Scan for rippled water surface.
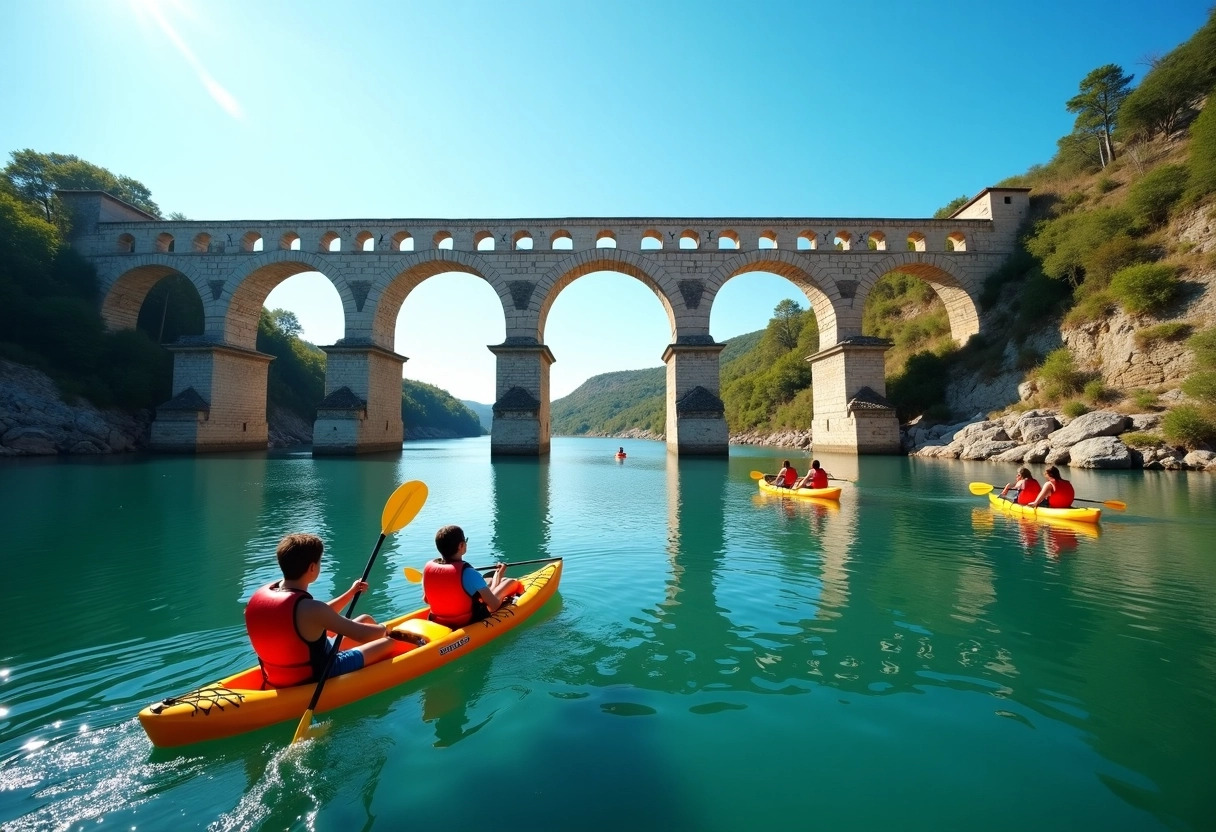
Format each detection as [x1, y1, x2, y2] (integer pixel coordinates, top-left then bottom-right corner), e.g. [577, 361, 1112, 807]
[1, 439, 1213, 831]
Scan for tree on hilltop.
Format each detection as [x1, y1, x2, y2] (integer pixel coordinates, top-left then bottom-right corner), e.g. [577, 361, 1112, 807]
[1067, 64, 1133, 167]
[3, 149, 162, 223]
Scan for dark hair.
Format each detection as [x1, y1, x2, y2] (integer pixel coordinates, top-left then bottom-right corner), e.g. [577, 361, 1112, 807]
[1018, 467, 1032, 479]
[435, 525, 466, 561]
[277, 533, 323, 580]
[782, 460, 791, 467]
[811, 460, 821, 469]
[1045, 466, 1061, 479]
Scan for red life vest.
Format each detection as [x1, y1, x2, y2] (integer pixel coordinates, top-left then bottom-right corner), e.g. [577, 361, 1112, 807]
[810, 468, 828, 489]
[245, 582, 326, 688]
[782, 467, 798, 487]
[424, 559, 475, 627]
[1016, 478, 1041, 505]
[1047, 479, 1075, 508]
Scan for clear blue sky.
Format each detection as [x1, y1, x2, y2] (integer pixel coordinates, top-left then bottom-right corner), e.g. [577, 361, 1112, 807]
[2, 0, 1209, 401]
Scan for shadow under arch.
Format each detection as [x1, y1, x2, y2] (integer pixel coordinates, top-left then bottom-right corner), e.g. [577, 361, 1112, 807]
[705, 250, 839, 345]
[531, 249, 678, 342]
[371, 250, 509, 348]
[222, 251, 353, 349]
[858, 253, 981, 345]
[100, 255, 207, 332]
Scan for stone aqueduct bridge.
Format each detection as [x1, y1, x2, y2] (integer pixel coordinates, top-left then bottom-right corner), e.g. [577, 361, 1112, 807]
[61, 188, 1029, 456]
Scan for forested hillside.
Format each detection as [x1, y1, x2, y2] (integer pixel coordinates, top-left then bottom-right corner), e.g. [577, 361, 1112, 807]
[0, 152, 484, 444]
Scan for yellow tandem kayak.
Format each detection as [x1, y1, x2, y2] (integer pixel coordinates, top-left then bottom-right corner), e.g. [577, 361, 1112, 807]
[987, 493, 1101, 524]
[757, 475, 842, 501]
[139, 560, 562, 748]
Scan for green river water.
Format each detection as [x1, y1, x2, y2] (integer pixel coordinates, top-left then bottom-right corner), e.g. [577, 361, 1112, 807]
[0, 437, 1213, 831]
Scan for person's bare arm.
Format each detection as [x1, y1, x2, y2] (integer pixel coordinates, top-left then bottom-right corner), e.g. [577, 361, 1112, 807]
[297, 598, 386, 643]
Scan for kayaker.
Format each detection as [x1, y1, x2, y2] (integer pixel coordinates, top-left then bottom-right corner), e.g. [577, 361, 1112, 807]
[424, 525, 523, 627]
[998, 467, 1041, 505]
[245, 533, 401, 689]
[774, 460, 798, 488]
[795, 459, 830, 490]
[1028, 466, 1075, 509]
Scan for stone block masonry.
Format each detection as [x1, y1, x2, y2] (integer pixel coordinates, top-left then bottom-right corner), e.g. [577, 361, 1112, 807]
[61, 188, 1028, 456]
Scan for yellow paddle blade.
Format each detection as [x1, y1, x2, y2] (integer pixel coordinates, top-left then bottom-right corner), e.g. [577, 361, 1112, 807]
[381, 481, 427, 535]
[291, 708, 318, 744]
[1104, 499, 1127, 511]
[403, 566, 423, 583]
[750, 470, 766, 480]
[968, 482, 995, 496]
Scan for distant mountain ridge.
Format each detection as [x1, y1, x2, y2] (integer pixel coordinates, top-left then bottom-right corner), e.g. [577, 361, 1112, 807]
[460, 399, 494, 432]
[551, 330, 763, 436]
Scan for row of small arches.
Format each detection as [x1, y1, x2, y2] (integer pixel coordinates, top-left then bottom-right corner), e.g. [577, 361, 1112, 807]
[119, 228, 970, 255]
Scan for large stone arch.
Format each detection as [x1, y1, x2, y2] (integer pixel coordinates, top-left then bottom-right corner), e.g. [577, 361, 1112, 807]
[704, 249, 841, 345]
[531, 249, 678, 343]
[369, 249, 508, 349]
[100, 255, 207, 332]
[223, 251, 353, 350]
[857, 253, 981, 345]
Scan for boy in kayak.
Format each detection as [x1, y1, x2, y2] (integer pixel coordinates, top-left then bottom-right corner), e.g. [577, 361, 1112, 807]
[795, 459, 830, 490]
[998, 467, 1040, 505]
[245, 533, 401, 688]
[1028, 466, 1075, 509]
[424, 525, 523, 627]
[773, 460, 798, 488]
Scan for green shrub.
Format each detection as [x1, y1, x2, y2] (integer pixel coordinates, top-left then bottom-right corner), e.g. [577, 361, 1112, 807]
[1038, 348, 1083, 400]
[1119, 431, 1165, 447]
[1063, 288, 1117, 326]
[1097, 177, 1118, 194]
[1083, 234, 1146, 287]
[1162, 405, 1216, 447]
[1084, 378, 1113, 404]
[1109, 263, 1180, 315]
[1126, 163, 1189, 228]
[1131, 389, 1159, 410]
[1187, 327, 1216, 369]
[1134, 322, 1193, 347]
[1186, 89, 1216, 201]
[1182, 370, 1216, 405]
[1062, 400, 1091, 418]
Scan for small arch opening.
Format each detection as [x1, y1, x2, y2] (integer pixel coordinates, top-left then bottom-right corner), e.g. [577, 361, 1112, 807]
[595, 230, 617, 248]
[392, 231, 414, 251]
[117, 233, 135, 253]
[758, 230, 778, 250]
[192, 232, 211, 253]
[433, 231, 454, 250]
[679, 230, 700, 250]
[474, 230, 495, 251]
[355, 231, 375, 252]
[280, 231, 301, 251]
[867, 231, 887, 251]
[514, 231, 534, 250]
[551, 229, 573, 250]
[155, 232, 175, 253]
[718, 230, 740, 250]
[947, 231, 967, 252]
[242, 232, 264, 252]
[833, 231, 852, 251]
[640, 229, 663, 250]
[797, 230, 817, 250]
[907, 231, 926, 252]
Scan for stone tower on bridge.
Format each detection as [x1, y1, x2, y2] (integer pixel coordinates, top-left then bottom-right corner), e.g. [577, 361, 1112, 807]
[60, 188, 1029, 456]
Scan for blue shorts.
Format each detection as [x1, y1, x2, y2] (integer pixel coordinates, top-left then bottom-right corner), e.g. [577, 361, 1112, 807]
[325, 642, 366, 678]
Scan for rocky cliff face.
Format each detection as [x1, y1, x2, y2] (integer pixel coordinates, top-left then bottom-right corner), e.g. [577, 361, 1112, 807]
[0, 360, 151, 456]
[946, 207, 1215, 419]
